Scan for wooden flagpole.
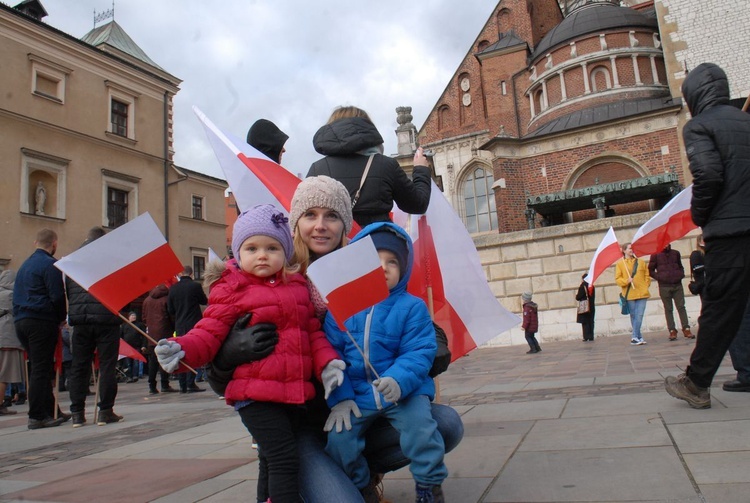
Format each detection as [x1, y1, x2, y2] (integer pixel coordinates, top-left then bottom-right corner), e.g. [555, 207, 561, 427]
[116, 312, 196, 374]
[742, 93, 750, 112]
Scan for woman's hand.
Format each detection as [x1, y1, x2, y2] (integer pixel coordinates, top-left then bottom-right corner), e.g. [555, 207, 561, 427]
[413, 147, 429, 167]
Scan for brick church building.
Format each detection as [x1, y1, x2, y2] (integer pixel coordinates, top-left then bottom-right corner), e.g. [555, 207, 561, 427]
[416, 0, 686, 234]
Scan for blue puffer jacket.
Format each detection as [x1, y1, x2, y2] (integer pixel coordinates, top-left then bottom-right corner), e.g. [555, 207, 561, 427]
[324, 222, 436, 411]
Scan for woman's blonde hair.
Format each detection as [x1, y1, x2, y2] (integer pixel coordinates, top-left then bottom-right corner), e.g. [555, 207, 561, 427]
[327, 106, 372, 125]
[696, 234, 704, 250]
[292, 229, 347, 275]
[621, 242, 631, 255]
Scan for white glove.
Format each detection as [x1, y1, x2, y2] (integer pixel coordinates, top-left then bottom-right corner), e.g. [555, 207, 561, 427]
[155, 339, 184, 373]
[374, 377, 401, 403]
[321, 359, 346, 399]
[324, 399, 362, 433]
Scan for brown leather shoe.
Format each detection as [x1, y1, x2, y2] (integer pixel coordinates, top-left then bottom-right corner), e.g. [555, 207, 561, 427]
[682, 327, 695, 339]
[668, 329, 678, 341]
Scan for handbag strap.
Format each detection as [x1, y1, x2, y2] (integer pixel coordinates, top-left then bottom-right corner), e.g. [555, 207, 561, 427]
[621, 258, 636, 300]
[351, 154, 375, 208]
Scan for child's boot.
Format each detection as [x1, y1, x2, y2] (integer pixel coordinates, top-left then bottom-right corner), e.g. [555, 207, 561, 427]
[416, 483, 444, 503]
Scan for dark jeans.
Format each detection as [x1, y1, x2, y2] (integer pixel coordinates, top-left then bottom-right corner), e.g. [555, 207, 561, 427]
[15, 318, 58, 420]
[525, 330, 540, 350]
[178, 371, 196, 391]
[687, 235, 750, 388]
[238, 401, 303, 503]
[581, 321, 594, 341]
[69, 324, 120, 413]
[126, 357, 139, 380]
[147, 351, 171, 389]
[729, 297, 750, 383]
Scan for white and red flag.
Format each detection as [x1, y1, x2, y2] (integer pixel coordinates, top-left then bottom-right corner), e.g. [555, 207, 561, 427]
[631, 185, 696, 257]
[306, 236, 389, 330]
[584, 227, 621, 286]
[118, 339, 147, 363]
[54, 213, 182, 314]
[193, 106, 301, 214]
[394, 182, 520, 360]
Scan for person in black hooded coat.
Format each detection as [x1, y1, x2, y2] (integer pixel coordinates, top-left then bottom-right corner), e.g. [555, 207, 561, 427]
[247, 118, 289, 164]
[664, 63, 750, 409]
[308, 106, 432, 227]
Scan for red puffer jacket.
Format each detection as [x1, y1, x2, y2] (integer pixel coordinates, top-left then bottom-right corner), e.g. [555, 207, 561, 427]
[177, 264, 339, 406]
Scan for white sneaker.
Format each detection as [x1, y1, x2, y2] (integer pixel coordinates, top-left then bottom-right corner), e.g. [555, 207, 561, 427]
[637, 340, 647, 345]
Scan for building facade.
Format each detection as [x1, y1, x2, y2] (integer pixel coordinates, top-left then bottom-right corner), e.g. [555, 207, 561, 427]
[0, 2, 226, 276]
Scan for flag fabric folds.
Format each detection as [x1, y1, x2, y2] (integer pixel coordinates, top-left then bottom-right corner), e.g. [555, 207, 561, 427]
[54, 213, 182, 314]
[395, 182, 521, 360]
[631, 185, 696, 257]
[584, 227, 621, 286]
[193, 106, 301, 214]
[118, 339, 147, 363]
[306, 236, 389, 330]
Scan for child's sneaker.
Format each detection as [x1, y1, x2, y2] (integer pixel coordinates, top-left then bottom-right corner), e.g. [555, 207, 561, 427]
[415, 483, 444, 503]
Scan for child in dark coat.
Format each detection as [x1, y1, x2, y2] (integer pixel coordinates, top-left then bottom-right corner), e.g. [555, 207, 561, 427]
[521, 291, 541, 354]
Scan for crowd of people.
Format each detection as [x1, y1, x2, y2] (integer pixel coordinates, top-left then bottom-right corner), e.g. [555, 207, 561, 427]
[3, 62, 750, 501]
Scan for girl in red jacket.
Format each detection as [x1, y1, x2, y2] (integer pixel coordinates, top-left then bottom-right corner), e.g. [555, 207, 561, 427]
[156, 204, 344, 503]
[521, 291, 541, 354]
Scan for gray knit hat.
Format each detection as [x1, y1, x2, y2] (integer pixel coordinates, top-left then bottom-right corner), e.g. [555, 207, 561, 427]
[289, 176, 353, 235]
[522, 291, 533, 302]
[232, 204, 294, 264]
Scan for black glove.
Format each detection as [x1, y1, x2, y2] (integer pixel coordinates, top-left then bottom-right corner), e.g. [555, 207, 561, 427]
[429, 322, 452, 377]
[212, 314, 279, 371]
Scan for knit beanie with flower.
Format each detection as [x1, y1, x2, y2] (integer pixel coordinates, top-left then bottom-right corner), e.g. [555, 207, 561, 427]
[231, 204, 294, 264]
[289, 176, 353, 235]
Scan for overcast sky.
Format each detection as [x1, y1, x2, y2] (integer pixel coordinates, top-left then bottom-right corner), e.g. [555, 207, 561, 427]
[40, 1, 496, 179]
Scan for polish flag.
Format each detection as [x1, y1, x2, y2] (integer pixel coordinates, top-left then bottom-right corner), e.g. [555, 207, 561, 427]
[193, 106, 301, 214]
[584, 227, 621, 285]
[54, 213, 183, 314]
[306, 236, 389, 330]
[118, 339, 147, 363]
[194, 107, 361, 237]
[631, 185, 697, 257]
[394, 182, 521, 360]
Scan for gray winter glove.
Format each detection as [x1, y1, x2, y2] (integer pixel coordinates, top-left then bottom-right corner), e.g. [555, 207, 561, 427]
[324, 399, 362, 433]
[155, 339, 184, 373]
[374, 377, 401, 403]
[321, 359, 346, 399]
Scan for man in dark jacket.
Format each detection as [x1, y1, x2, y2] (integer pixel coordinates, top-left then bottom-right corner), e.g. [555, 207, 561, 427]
[142, 283, 177, 394]
[665, 63, 750, 409]
[648, 245, 693, 341]
[308, 107, 431, 227]
[66, 227, 124, 427]
[167, 266, 207, 392]
[13, 228, 68, 429]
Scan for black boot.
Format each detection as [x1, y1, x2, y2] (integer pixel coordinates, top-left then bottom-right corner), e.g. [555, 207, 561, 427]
[149, 385, 159, 395]
[15, 392, 27, 405]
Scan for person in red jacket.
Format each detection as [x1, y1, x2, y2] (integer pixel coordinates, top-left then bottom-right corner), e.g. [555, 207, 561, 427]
[141, 284, 177, 394]
[156, 204, 344, 503]
[521, 291, 541, 354]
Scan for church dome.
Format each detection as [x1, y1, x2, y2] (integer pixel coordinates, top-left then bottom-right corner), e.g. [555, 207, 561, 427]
[530, 2, 657, 61]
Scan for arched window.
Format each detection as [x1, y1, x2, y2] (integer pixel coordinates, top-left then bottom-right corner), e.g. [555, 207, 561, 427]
[462, 166, 498, 233]
[437, 105, 449, 131]
[590, 66, 612, 92]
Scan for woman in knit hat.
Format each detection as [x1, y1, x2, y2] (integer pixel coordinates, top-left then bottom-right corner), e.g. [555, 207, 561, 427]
[308, 105, 432, 227]
[274, 177, 463, 503]
[156, 204, 345, 503]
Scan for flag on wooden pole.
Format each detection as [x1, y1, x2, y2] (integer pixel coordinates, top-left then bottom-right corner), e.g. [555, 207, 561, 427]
[630, 185, 696, 257]
[54, 213, 182, 314]
[306, 236, 389, 330]
[584, 227, 621, 285]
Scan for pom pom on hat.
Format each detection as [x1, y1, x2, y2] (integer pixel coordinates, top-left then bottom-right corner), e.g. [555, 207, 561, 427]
[232, 204, 294, 263]
[522, 291, 533, 302]
[289, 176, 353, 235]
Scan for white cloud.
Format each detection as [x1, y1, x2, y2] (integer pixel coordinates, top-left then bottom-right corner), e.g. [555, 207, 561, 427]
[41, 0, 496, 179]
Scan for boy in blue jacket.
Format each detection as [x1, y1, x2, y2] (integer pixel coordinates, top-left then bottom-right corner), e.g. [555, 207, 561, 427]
[323, 222, 447, 503]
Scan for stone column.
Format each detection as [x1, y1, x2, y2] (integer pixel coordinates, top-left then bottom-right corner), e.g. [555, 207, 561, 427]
[593, 196, 606, 219]
[525, 207, 536, 229]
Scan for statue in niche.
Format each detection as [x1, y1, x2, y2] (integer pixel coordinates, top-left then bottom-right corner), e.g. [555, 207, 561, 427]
[35, 181, 46, 215]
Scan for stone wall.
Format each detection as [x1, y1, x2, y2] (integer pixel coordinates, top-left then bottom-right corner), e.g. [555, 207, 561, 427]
[473, 212, 702, 347]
